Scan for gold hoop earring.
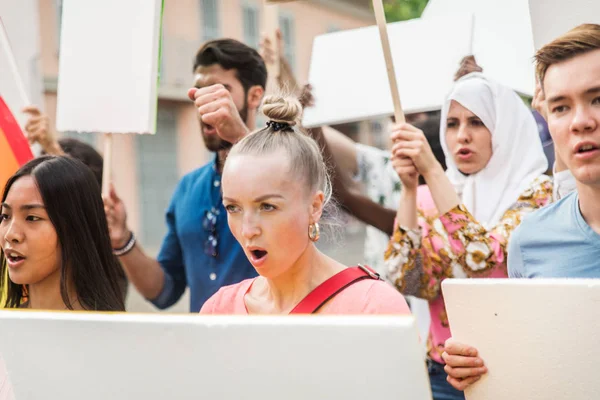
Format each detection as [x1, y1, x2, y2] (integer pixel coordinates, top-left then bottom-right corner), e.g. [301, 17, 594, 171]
[308, 223, 320, 242]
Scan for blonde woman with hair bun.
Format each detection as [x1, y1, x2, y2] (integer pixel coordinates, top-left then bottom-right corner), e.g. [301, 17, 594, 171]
[199, 95, 410, 315]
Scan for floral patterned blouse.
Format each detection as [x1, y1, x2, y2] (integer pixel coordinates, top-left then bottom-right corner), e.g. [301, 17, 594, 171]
[384, 175, 553, 364]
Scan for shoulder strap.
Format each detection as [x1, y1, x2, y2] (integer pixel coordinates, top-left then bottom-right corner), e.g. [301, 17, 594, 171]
[289, 265, 381, 314]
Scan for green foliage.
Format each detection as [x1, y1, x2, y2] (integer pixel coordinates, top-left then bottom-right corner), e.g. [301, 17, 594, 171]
[383, 0, 430, 22]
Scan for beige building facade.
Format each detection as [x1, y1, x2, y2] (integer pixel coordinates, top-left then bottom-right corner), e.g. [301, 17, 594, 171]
[38, 0, 374, 253]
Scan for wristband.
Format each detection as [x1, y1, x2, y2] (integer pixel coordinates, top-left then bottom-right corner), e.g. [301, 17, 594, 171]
[113, 232, 136, 256]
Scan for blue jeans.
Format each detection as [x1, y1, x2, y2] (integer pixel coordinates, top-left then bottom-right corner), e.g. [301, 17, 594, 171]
[427, 359, 465, 400]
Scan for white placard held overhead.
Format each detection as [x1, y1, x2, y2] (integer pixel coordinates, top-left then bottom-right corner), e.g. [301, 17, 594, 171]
[528, 0, 600, 50]
[442, 279, 600, 400]
[0, 312, 432, 400]
[56, 0, 163, 134]
[422, 0, 536, 96]
[302, 14, 472, 128]
[0, 0, 43, 128]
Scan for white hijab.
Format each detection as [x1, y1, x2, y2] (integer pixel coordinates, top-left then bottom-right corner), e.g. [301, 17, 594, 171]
[440, 73, 548, 228]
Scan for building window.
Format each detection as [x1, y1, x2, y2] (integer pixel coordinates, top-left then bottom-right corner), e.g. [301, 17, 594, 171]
[56, 0, 63, 52]
[159, 29, 166, 85]
[200, 0, 220, 42]
[136, 105, 179, 250]
[279, 13, 295, 71]
[242, 3, 260, 49]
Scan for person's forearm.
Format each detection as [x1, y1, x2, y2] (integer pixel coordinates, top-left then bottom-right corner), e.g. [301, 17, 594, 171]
[278, 57, 298, 91]
[306, 127, 350, 187]
[342, 187, 396, 235]
[306, 126, 396, 234]
[322, 126, 359, 178]
[118, 244, 165, 300]
[43, 140, 65, 156]
[396, 188, 418, 230]
[423, 165, 461, 215]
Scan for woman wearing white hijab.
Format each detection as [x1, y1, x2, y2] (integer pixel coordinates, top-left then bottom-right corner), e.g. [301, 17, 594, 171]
[384, 72, 553, 400]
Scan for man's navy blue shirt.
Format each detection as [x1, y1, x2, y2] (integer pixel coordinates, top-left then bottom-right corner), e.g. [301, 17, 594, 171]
[151, 157, 257, 312]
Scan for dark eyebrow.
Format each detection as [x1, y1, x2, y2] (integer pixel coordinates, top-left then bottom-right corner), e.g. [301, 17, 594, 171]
[585, 86, 600, 95]
[547, 87, 600, 105]
[254, 194, 284, 202]
[21, 204, 45, 211]
[546, 95, 567, 105]
[223, 194, 285, 203]
[1, 203, 45, 211]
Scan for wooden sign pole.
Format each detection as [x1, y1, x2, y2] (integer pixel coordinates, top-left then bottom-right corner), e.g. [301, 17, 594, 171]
[263, 0, 281, 81]
[372, 0, 405, 124]
[101, 133, 113, 197]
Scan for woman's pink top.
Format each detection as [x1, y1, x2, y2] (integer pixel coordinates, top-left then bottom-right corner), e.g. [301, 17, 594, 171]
[200, 277, 410, 315]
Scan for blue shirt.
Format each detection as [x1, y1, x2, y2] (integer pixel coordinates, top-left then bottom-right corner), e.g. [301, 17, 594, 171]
[508, 192, 600, 278]
[151, 157, 257, 311]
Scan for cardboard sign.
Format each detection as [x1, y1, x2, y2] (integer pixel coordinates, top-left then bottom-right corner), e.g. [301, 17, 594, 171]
[302, 14, 473, 128]
[422, 0, 536, 96]
[442, 279, 600, 400]
[0, 0, 44, 128]
[55, 0, 163, 134]
[0, 312, 433, 400]
[0, 354, 14, 400]
[528, 0, 600, 50]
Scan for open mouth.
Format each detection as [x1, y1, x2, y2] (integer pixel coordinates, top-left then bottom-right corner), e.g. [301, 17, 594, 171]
[457, 148, 473, 159]
[251, 249, 268, 260]
[577, 144, 599, 153]
[4, 251, 26, 266]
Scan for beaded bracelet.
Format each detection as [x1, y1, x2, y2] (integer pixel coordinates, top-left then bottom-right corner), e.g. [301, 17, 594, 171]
[113, 232, 136, 256]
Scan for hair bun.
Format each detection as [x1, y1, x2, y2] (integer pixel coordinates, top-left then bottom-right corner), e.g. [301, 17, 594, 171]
[262, 95, 302, 127]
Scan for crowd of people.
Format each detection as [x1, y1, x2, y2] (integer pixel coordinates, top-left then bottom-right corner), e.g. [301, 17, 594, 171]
[1, 15, 599, 400]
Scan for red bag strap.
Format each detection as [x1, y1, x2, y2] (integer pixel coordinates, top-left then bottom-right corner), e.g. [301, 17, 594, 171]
[289, 265, 381, 314]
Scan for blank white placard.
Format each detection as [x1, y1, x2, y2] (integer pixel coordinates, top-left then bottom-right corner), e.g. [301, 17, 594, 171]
[302, 14, 473, 128]
[528, 0, 600, 50]
[442, 279, 600, 400]
[0, 0, 44, 128]
[423, 0, 536, 96]
[0, 312, 432, 400]
[56, 0, 162, 134]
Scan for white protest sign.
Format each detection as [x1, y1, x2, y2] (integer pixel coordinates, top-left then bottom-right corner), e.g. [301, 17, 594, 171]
[528, 0, 600, 50]
[0, 0, 43, 128]
[442, 279, 600, 400]
[0, 354, 14, 400]
[422, 0, 535, 96]
[0, 312, 432, 400]
[56, 0, 163, 134]
[302, 14, 473, 128]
